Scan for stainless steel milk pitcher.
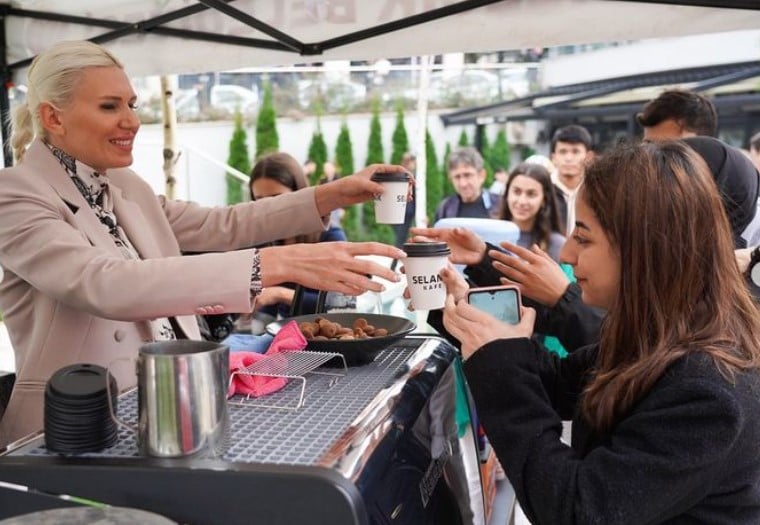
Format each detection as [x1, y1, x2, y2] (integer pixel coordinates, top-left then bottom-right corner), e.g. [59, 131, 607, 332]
[110, 340, 230, 458]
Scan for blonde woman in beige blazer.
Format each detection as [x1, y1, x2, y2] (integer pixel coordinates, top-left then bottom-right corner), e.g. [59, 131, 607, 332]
[0, 41, 410, 446]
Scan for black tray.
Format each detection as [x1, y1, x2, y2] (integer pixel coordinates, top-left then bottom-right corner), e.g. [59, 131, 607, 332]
[266, 313, 416, 366]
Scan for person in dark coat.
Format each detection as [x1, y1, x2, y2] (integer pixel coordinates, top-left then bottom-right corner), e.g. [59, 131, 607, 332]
[682, 136, 760, 249]
[440, 140, 760, 524]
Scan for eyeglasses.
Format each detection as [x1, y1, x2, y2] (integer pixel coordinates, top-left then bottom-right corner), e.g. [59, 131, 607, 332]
[449, 170, 479, 181]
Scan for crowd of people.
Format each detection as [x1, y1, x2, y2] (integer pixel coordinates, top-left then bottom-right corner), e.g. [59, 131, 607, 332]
[2, 38, 760, 524]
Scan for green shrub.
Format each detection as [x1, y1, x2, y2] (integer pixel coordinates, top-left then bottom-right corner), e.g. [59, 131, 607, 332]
[335, 121, 360, 240]
[441, 142, 455, 198]
[255, 81, 279, 160]
[335, 120, 355, 176]
[358, 101, 393, 243]
[458, 129, 470, 147]
[491, 128, 512, 171]
[390, 104, 409, 165]
[226, 111, 250, 204]
[306, 119, 328, 186]
[479, 127, 494, 187]
[425, 129, 443, 223]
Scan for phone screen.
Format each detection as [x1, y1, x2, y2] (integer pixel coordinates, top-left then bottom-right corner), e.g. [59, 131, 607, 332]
[467, 288, 521, 325]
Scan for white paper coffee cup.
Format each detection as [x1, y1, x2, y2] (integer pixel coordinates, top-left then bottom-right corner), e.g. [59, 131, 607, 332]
[371, 172, 410, 224]
[403, 242, 451, 310]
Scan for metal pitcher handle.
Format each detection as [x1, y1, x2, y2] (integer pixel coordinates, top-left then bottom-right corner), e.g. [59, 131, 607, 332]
[105, 357, 137, 435]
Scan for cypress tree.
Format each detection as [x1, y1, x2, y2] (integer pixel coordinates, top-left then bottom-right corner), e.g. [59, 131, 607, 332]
[362, 101, 393, 243]
[491, 128, 512, 171]
[365, 100, 385, 165]
[390, 104, 409, 165]
[306, 116, 328, 186]
[425, 129, 443, 224]
[458, 129, 470, 147]
[479, 127, 494, 187]
[255, 81, 279, 160]
[441, 142, 455, 197]
[335, 121, 359, 240]
[335, 121, 355, 175]
[226, 110, 250, 204]
[523, 145, 537, 161]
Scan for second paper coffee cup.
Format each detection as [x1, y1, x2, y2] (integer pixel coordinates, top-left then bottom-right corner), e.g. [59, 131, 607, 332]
[403, 242, 451, 310]
[371, 172, 410, 224]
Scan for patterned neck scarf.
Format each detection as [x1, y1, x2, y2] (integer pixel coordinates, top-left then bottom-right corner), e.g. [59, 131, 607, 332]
[45, 142, 137, 259]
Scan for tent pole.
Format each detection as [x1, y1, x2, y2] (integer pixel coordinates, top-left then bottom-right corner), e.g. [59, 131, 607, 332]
[0, 10, 10, 167]
[414, 55, 432, 230]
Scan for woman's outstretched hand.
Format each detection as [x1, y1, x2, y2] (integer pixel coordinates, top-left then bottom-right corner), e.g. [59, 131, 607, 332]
[491, 241, 570, 307]
[260, 241, 405, 296]
[314, 164, 413, 214]
[442, 294, 536, 360]
[408, 226, 486, 266]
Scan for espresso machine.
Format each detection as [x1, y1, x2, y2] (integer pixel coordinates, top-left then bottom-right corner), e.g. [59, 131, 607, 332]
[0, 336, 486, 525]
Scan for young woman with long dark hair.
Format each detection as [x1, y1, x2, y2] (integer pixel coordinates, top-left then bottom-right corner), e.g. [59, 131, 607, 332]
[498, 162, 564, 261]
[442, 140, 760, 523]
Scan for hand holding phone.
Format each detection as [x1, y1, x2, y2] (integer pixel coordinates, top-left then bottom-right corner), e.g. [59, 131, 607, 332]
[465, 285, 522, 325]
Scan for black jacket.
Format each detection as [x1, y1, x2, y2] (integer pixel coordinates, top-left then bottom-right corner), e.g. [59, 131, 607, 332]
[464, 339, 760, 524]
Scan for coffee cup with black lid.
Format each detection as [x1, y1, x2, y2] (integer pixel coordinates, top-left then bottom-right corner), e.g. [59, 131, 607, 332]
[403, 242, 451, 310]
[370, 172, 410, 224]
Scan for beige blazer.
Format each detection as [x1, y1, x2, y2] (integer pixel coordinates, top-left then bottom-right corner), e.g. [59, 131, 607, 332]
[0, 139, 326, 446]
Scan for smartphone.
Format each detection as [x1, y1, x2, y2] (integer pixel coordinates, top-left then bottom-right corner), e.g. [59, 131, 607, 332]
[465, 285, 522, 325]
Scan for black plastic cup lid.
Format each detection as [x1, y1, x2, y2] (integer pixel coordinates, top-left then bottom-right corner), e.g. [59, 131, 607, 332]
[45, 384, 114, 404]
[47, 364, 114, 400]
[370, 172, 410, 183]
[45, 408, 113, 423]
[403, 242, 451, 257]
[45, 430, 117, 454]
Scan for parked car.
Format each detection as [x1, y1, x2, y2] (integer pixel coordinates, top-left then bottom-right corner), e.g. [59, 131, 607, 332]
[175, 88, 201, 119]
[428, 70, 501, 106]
[297, 79, 367, 111]
[210, 84, 259, 116]
[136, 88, 200, 122]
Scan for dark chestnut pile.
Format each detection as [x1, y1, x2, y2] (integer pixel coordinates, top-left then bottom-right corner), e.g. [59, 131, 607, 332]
[298, 317, 389, 341]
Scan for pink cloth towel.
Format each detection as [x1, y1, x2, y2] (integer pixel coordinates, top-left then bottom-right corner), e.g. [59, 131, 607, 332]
[227, 320, 307, 398]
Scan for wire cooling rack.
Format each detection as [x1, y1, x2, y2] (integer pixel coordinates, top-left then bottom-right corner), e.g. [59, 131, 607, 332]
[227, 350, 347, 410]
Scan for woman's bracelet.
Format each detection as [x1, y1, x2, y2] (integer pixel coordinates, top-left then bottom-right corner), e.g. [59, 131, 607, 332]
[249, 249, 263, 298]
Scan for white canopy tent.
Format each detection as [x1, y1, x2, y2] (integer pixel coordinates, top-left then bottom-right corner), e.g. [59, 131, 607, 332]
[1, 0, 759, 165]
[4, 0, 760, 79]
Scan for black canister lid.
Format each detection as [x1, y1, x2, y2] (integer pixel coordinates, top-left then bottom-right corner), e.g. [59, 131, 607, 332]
[403, 242, 451, 257]
[370, 172, 410, 183]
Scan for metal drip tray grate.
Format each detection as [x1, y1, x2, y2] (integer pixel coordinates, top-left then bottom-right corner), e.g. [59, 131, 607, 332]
[14, 339, 424, 467]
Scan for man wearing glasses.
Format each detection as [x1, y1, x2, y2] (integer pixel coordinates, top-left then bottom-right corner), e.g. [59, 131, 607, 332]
[434, 146, 500, 222]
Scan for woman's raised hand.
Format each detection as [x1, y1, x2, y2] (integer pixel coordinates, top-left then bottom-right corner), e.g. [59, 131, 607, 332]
[260, 241, 404, 296]
[408, 226, 486, 266]
[491, 241, 570, 307]
[442, 294, 536, 361]
[314, 164, 413, 214]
